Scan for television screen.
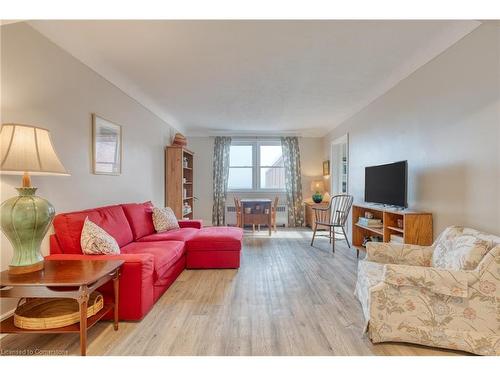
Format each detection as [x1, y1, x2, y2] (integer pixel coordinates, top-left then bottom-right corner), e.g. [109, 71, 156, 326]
[365, 161, 407, 207]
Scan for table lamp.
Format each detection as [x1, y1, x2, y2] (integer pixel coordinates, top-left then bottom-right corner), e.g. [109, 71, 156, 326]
[0, 124, 69, 274]
[310, 180, 325, 203]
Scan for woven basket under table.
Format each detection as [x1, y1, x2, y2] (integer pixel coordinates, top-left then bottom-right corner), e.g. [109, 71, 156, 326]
[14, 292, 104, 330]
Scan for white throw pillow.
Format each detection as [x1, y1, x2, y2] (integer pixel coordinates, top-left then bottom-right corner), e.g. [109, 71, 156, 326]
[152, 207, 179, 232]
[80, 217, 120, 255]
[432, 234, 492, 270]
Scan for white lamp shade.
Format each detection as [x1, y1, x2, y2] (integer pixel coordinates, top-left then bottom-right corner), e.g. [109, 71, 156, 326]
[310, 180, 325, 193]
[0, 124, 69, 175]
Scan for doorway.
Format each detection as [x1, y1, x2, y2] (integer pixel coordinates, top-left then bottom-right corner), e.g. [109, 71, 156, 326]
[330, 134, 349, 195]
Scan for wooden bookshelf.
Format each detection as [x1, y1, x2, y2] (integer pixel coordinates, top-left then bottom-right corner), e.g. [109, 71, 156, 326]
[165, 146, 194, 220]
[352, 203, 433, 256]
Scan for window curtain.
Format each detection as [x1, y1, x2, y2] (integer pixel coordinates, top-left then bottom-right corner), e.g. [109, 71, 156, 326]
[212, 136, 232, 226]
[281, 136, 304, 227]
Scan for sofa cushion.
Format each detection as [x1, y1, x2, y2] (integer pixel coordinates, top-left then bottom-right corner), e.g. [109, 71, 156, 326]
[137, 227, 199, 242]
[53, 205, 134, 254]
[152, 207, 179, 232]
[432, 234, 493, 270]
[120, 240, 185, 280]
[187, 227, 243, 252]
[122, 201, 155, 240]
[81, 217, 120, 255]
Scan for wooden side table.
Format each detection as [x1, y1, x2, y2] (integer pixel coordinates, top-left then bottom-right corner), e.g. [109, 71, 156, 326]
[0, 259, 123, 356]
[304, 201, 330, 230]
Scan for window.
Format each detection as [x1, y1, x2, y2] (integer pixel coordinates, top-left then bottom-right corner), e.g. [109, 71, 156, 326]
[259, 145, 284, 189]
[228, 145, 253, 190]
[228, 141, 285, 191]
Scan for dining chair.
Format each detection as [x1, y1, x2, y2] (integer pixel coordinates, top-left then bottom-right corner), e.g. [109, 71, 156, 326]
[310, 194, 354, 253]
[271, 196, 279, 232]
[234, 197, 242, 228]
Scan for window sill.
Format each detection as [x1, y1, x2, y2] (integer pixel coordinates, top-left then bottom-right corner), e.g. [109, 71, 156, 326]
[228, 190, 286, 194]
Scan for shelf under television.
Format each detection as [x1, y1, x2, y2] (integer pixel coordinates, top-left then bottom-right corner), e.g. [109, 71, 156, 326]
[354, 223, 384, 236]
[387, 225, 404, 233]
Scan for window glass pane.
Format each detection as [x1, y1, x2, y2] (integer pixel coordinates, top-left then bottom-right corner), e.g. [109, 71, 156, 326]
[260, 167, 285, 189]
[228, 167, 253, 189]
[260, 145, 283, 166]
[230, 145, 253, 166]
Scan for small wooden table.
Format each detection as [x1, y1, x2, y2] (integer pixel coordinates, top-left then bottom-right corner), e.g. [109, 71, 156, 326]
[0, 259, 123, 356]
[241, 198, 272, 236]
[304, 201, 330, 230]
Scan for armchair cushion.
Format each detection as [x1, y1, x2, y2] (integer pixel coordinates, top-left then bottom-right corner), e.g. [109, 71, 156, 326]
[432, 234, 493, 271]
[383, 264, 470, 297]
[365, 242, 434, 266]
[433, 225, 500, 247]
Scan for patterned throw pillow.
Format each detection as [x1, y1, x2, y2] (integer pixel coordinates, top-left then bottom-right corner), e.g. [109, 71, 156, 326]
[432, 234, 492, 270]
[80, 217, 120, 255]
[152, 207, 179, 232]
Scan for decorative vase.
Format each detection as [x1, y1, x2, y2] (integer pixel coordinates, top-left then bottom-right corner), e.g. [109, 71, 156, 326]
[312, 193, 323, 203]
[172, 133, 187, 147]
[0, 187, 55, 274]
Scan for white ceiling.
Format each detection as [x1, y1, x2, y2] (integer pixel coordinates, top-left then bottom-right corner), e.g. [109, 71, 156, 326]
[28, 20, 480, 136]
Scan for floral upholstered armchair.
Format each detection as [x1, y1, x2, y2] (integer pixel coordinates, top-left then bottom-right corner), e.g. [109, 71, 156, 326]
[355, 226, 500, 355]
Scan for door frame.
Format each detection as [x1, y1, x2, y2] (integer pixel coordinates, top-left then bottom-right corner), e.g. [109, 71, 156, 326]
[330, 133, 349, 195]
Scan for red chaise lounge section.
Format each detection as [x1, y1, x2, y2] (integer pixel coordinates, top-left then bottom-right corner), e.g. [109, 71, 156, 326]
[186, 227, 243, 269]
[47, 201, 243, 320]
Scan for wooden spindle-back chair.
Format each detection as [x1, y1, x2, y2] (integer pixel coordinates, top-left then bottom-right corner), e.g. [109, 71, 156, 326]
[234, 197, 242, 228]
[310, 194, 354, 253]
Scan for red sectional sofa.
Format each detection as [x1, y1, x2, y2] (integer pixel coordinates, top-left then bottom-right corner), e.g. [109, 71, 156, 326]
[47, 202, 243, 320]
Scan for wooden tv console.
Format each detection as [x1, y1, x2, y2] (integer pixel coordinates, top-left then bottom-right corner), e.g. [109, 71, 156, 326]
[352, 203, 433, 257]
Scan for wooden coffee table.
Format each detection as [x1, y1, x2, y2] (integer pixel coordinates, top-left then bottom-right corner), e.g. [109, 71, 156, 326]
[0, 259, 123, 356]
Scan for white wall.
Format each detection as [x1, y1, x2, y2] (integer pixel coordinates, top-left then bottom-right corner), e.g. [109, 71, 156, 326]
[300, 137, 327, 197]
[323, 23, 500, 238]
[188, 136, 324, 224]
[0, 23, 177, 314]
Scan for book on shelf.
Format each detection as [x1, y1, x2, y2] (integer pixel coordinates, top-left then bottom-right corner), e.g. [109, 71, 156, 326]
[357, 217, 383, 228]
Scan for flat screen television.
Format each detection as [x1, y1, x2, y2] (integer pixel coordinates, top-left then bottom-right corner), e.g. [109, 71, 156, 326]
[365, 161, 407, 207]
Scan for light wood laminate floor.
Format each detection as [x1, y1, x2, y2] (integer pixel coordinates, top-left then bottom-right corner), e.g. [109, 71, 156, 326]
[0, 230, 463, 356]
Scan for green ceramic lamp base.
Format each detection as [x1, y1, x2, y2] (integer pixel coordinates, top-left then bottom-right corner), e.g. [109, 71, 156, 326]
[0, 181, 55, 275]
[312, 192, 323, 203]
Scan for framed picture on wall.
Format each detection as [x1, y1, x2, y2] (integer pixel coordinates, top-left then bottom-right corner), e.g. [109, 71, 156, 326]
[92, 114, 122, 175]
[323, 160, 330, 176]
